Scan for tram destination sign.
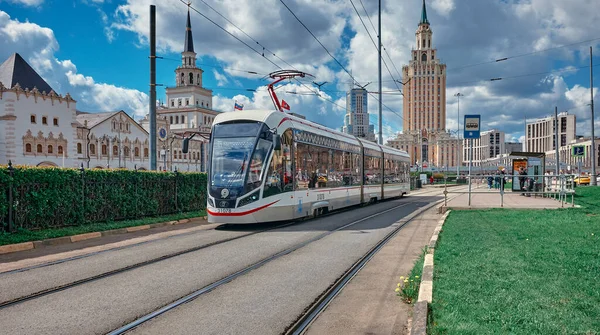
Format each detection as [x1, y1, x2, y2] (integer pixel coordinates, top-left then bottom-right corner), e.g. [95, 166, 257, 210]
[464, 114, 481, 139]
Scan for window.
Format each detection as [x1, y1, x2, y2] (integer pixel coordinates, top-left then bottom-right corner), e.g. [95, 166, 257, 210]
[31, 115, 36, 123]
[185, 98, 189, 106]
[126, 124, 129, 131]
[182, 116, 185, 124]
[26, 143, 32, 152]
[42, 116, 48, 125]
[178, 99, 182, 106]
[134, 147, 139, 157]
[90, 144, 96, 155]
[189, 73, 193, 85]
[144, 148, 149, 158]
[170, 116, 173, 124]
[77, 143, 82, 154]
[264, 129, 293, 197]
[197, 74, 200, 85]
[181, 73, 184, 85]
[37, 144, 43, 153]
[53, 118, 58, 126]
[171, 100, 175, 107]
[176, 116, 179, 124]
[124, 147, 130, 157]
[102, 145, 107, 155]
[47, 145, 53, 154]
[113, 145, 118, 156]
[58, 146, 63, 155]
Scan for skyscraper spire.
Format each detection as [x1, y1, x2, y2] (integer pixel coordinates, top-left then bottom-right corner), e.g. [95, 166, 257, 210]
[184, 6, 194, 53]
[420, 0, 429, 25]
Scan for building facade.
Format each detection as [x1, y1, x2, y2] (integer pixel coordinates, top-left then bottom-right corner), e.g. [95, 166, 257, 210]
[341, 87, 376, 142]
[462, 129, 505, 167]
[386, 0, 458, 169]
[525, 112, 576, 153]
[505, 142, 522, 154]
[0, 9, 218, 171]
[544, 137, 600, 173]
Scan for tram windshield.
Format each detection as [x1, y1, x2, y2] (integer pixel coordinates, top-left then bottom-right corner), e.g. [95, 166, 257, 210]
[209, 122, 273, 198]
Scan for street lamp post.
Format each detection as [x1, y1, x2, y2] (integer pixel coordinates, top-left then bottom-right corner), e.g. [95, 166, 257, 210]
[455, 93, 464, 176]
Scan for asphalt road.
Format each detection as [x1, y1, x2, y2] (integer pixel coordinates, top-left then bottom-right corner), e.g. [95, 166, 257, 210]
[0, 190, 443, 335]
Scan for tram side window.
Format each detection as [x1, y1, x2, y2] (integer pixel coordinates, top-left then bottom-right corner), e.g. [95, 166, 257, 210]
[384, 158, 392, 184]
[263, 130, 293, 198]
[295, 142, 311, 190]
[352, 153, 361, 185]
[314, 146, 330, 188]
[365, 156, 381, 184]
[342, 151, 352, 186]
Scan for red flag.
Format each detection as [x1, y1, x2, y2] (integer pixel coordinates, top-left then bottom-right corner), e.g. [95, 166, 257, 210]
[281, 100, 290, 110]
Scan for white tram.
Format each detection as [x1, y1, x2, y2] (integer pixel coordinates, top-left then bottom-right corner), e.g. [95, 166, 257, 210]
[206, 110, 411, 224]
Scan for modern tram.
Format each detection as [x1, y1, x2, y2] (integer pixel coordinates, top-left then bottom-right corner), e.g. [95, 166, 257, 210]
[205, 110, 411, 224]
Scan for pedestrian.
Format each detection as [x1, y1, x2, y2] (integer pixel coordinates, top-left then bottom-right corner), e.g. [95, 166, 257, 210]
[499, 168, 507, 191]
[518, 167, 527, 195]
[487, 174, 493, 189]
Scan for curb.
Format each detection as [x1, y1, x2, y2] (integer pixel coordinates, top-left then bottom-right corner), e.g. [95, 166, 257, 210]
[410, 210, 450, 335]
[0, 216, 209, 256]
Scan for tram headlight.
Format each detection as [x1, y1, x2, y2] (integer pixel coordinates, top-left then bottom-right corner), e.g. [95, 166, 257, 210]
[207, 197, 215, 207]
[238, 190, 259, 207]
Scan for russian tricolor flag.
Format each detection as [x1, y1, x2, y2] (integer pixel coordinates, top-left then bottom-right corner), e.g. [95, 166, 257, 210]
[234, 101, 244, 110]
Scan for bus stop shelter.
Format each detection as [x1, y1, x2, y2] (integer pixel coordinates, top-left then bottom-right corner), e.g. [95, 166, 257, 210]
[507, 151, 546, 192]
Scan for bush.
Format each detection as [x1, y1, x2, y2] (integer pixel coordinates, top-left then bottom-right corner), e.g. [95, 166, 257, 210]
[1, 166, 206, 231]
[432, 173, 445, 180]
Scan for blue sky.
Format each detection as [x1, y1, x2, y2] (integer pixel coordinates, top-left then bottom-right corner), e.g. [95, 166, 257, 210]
[1, 0, 599, 143]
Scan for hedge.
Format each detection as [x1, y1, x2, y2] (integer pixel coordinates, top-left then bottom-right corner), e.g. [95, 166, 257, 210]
[0, 165, 207, 232]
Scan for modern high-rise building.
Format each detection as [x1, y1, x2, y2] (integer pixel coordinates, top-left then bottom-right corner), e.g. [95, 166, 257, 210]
[462, 129, 505, 166]
[341, 87, 376, 142]
[386, 0, 459, 169]
[525, 112, 576, 153]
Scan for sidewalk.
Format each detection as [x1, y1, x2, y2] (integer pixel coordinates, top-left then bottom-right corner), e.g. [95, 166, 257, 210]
[305, 205, 442, 335]
[442, 190, 570, 210]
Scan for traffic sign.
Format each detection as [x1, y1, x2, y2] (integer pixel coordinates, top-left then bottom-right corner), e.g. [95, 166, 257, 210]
[572, 145, 585, 157]
[464, 114, 481, 139]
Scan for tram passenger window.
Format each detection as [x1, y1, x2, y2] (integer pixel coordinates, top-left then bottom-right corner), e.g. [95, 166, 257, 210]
[264, 130, 293, 197]
[246, 139, 271, 193]
[314, 146, 330, 188]
[295, 143, 311, 190]
[342, 152, 352, 186]
[352, 153, 361, 186]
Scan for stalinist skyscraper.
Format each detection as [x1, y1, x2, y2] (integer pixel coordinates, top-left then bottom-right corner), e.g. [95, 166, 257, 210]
[387, 0, 459, 170]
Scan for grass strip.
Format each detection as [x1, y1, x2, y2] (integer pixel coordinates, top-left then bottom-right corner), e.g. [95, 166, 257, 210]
[0, 210, 206, 246]
[396, 247, 427, 304]
[429, 187, 600, 334]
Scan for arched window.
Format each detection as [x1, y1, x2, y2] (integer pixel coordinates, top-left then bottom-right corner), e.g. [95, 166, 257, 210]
[135, 147, 140, 157]
[90, 144, 96, 155]
[176, 116, 179, 124]
[144, 148, 149, 158]
[179, 151, 182, 159]
[30, 115, 36, 123]
[197, 74, 200, 85]
[48, 145, 53, 154]
[428, 40, 431, 48]
[189, 73, 193, 84]
[42, 116, 48, 125]
[124, 147, 130, 157]
[180, 73, 184, 85]
[26, 143, 32, 152]
[422, 53, 427, 61]
[77, 143, 82, 154]
[102, 145, 107, 155]
[113, 145, 118, 156]
[58, 146, 63, 154]
[170, 116, 173, 124]
[181, 116, 185, 124]
[37, 144, 43, 153]
[184, 153, 187, 159]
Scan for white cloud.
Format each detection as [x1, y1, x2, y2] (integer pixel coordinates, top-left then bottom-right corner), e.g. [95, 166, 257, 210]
[5, 0, 43, 7]
[0, 10, 148, 119]
[212, 70, 229, 87]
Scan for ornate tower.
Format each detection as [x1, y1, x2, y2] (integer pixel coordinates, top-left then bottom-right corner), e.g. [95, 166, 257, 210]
[175, 9, 204, 88]
[388, 0, 455, 169]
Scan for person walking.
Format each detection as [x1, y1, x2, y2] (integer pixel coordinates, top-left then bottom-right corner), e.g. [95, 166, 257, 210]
[518, 167, 528, 196]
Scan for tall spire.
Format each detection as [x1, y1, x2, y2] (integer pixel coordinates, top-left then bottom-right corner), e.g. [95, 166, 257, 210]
[184, 7, 194, 53]
[420, 0, 429, 25]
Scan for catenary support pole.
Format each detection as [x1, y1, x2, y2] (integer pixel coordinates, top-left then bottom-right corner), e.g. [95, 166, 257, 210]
[377, 0, 382, 145]
[149, 5, 157, 171]
[555, 106, 560, 177]
[590, 46, 597, 185]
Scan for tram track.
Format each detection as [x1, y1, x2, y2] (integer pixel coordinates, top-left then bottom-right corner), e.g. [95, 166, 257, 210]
[0, 189, 445, 326]
[105, 193, 444, 335]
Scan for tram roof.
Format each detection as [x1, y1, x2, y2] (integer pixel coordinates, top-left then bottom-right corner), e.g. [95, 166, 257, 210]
[213, 109, 409, 158]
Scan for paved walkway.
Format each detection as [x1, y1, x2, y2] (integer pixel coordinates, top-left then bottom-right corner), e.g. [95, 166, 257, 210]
[442, 188, 572, 209]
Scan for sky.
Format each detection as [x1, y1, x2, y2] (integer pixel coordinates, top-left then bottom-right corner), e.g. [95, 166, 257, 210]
[1, 0, 599, 144]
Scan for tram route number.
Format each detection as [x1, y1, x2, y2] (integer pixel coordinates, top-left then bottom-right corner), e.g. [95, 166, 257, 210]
[317, 194, 325, 201]
[216, 208, 232, 213]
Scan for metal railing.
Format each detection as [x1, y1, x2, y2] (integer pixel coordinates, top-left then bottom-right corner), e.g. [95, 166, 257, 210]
[442, 174, 577, 208]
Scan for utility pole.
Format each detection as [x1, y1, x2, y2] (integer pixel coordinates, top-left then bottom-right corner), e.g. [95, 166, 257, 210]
[149, 5, 157, 170]
[455, 93, 463, 175]
[377, 0, 383, 145]
[590, 46, 597, 185]
[555, 106, 560, 176]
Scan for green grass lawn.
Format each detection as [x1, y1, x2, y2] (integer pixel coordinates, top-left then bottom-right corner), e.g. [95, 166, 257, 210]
[0, 210, 206, 246]
[430, 187, 600, 335]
